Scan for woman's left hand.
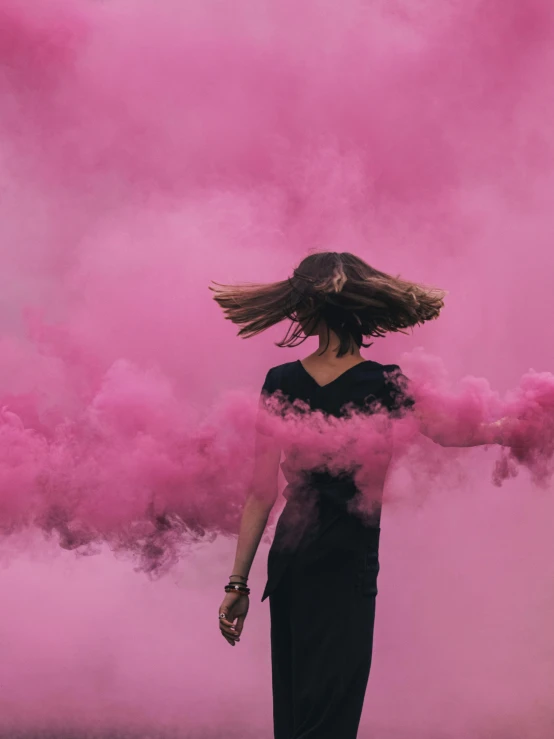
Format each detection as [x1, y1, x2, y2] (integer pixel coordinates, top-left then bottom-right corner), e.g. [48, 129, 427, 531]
[489, 416, 526, 446]
[218, 592, 249, 646]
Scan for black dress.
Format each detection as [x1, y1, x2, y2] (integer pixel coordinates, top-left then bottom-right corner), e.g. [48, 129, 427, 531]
[257, 359, 413, 739]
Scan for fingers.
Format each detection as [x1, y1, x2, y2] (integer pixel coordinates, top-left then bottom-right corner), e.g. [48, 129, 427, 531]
[219, 611, 240, 644]
[219, 614, 239, 636]
[234, 614, 246, 637]
[221, 621, 240, 640]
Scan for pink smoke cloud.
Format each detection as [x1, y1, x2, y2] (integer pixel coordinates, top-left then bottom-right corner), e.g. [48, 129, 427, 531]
[0, 0, 554, 737]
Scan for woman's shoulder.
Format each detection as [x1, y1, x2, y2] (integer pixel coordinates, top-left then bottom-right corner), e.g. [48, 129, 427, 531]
[378, 363, 414, 411]
[354, 361, 414, 413]
[352, 359, 407, 382]
[260, 361, 299, 393]
[363, 360, 400, 372]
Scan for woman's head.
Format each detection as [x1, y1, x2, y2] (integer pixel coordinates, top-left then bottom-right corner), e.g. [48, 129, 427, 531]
[210, 251, 445, 357]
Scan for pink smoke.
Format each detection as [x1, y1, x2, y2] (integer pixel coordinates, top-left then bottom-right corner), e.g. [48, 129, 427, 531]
[1, 0, 554, 736]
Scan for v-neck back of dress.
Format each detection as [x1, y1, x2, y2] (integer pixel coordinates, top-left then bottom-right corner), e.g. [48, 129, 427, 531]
[296, 359, 371, 390]
[261, 358, 409, 419]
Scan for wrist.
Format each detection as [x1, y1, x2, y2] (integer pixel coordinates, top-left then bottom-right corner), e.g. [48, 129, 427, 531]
[229, 573, 248, 583]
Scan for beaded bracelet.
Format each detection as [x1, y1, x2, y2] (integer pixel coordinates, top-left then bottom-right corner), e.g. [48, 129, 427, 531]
[225, 582, 250, 591]
[225, 584, 250, 595]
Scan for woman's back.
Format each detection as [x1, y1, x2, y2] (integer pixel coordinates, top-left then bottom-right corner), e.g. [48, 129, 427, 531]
[261, 357, 410, 417]
[259, 357, 413, 602]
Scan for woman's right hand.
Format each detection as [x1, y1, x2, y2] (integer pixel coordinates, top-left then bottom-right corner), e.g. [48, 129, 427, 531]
[218, 591, 249, 646]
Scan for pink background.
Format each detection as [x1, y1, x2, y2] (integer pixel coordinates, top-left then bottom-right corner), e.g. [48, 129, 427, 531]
[1, 0, 554, 736]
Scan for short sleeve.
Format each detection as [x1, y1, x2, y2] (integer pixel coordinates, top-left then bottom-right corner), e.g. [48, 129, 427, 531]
[382, 365, 416, 416]
[256, 367, 278, 435]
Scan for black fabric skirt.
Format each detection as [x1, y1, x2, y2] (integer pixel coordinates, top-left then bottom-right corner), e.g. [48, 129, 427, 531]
[265, 494, 381, 739]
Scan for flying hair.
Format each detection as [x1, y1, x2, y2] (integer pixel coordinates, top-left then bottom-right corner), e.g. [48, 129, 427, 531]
[210, 251, 446, 357]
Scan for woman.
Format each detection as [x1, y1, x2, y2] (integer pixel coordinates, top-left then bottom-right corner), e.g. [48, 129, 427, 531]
[210, 251, 509, 739]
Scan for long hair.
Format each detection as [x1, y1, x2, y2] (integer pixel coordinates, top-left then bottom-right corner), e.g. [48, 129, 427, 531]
[209, 252, 446, 357]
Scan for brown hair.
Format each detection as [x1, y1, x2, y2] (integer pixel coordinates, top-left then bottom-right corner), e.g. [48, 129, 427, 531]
[210, 251, 446, 357]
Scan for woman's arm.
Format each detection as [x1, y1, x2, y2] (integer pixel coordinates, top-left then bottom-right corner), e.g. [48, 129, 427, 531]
[219, 431, 281, 645]
[386, 370, 516, 449]
[229, 431, 282, 580]
[416, 409, 509, 447]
